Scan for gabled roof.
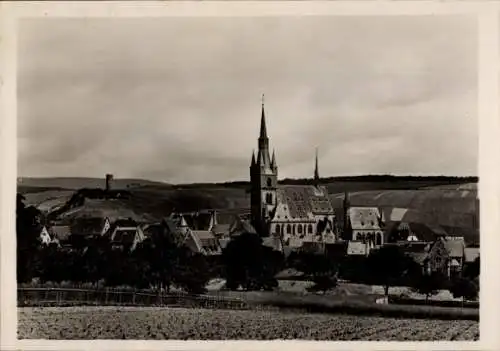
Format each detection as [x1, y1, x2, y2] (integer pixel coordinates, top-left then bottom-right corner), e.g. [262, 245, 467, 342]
[229, 217, 257, 236]
[188, 230, 221, 255]
[70, 216, 110, 236]
[443, 237, 465, 257]
[464, 247, 480, 263]
[111, 228, 139, 244]
[348, 207, 382, 231]
[49, 225, 72, 241]
[182, 212, 213, 230]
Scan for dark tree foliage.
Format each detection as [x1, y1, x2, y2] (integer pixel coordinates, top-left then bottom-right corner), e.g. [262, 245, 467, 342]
[449, 277, 479, 302]
[463, 257, 480, 280]
[411, 271, 449, 302]
[288, 251, 338, 294]
[365, 245, 416, 296]
[222, 233, 283, 291]
[174, 248, 211, 294]
[17, 193, 44, 283]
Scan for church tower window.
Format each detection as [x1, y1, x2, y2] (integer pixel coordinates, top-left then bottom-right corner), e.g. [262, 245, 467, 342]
[287, 224, 292, 234]
[267, 178, 272, 187]
[308, 224, 313, 234]
[275, 224, 280, 234]
[266, 193, 273, 204]
[376, 233, 382, 245]
[297, 225, 303, 234]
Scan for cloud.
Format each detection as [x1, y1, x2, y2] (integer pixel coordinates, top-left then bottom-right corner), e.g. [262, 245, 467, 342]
[18, 16, 478, 183]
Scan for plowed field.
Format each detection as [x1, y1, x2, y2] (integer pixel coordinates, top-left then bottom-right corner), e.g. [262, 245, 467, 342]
[18, 306, 479, 340]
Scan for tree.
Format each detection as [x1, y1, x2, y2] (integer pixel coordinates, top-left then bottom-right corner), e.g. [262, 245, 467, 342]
[449, 277, 479, 303]
[174, 248, 211, 294]
[463, 256, 480, 280]
[290, 251, 338, 294]
[365, 245, 416, 297]
[222, 233, 283, 291]
[411, 271, 447, 302]
[17, 193, 44, 283]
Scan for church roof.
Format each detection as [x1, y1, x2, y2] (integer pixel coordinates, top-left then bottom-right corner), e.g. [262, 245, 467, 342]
[276, 185, 334, 219]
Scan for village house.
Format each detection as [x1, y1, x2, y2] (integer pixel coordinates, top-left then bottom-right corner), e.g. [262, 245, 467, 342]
[442, 236, 466, 278]
[107, 218, 145, 251]
[69, 216, 111, 238]
[38, 226, 52, 245]
[335, 194, 384, 255]
[48, 225, 73, 248]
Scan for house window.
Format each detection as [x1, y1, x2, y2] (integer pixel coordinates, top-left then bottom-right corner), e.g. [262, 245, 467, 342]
[308, 224, 313, 234]
[275, 224, 280, 234]
[287, 224, 292, 234]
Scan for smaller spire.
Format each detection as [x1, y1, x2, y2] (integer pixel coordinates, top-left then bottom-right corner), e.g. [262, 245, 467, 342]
[343, 191, 350, 206]
[271, 149, 276, 167]
[314, 147, 319, 185]
[251, 150, 256, 166]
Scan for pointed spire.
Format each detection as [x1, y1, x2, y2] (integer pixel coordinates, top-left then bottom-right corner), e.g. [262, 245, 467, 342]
[271, 149, 276, 167]
[259, 94, 267, 140]
[343, 191, 350, 206]
[314, 147, 319, 185]
[251, 150, 256, 166]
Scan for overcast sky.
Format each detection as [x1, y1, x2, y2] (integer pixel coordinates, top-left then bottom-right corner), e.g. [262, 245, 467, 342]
[18, 16, 477, 184]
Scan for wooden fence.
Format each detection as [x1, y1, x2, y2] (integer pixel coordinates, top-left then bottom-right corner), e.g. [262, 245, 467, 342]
[18, 288, 250, 310]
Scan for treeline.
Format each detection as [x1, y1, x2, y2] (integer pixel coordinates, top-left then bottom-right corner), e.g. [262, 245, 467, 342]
[169, 175, 478, 189]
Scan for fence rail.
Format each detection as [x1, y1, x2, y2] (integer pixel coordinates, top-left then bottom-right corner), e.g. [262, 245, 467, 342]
[18, 288, 250, 310]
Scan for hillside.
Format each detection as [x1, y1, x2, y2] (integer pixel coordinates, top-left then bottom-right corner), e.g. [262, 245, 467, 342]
[17, 177, 171, 191]
[18, 176, 479, 243]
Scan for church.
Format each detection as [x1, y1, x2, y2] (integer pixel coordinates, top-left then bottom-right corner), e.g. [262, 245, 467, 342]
[249, 98, 337, 248]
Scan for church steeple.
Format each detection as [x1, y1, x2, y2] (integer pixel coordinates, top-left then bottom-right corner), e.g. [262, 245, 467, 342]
[314, 147, 320, 186]
[251, 150, 256, 166]
[259, 94, 268, 140]
[250, 95, 278, 236]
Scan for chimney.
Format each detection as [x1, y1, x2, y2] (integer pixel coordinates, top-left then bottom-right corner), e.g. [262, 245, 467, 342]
[105, 174, 113, 192]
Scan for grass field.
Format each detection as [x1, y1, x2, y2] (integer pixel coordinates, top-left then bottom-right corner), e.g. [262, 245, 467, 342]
[18, 306, 479, 340]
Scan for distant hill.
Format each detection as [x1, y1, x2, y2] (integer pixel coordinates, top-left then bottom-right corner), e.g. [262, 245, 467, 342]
[18, 175, 479, 244]
[17, 177, 172, 193]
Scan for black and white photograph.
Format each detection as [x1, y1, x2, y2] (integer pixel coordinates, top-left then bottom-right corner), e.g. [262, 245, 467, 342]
[2, 1, 491, 346]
